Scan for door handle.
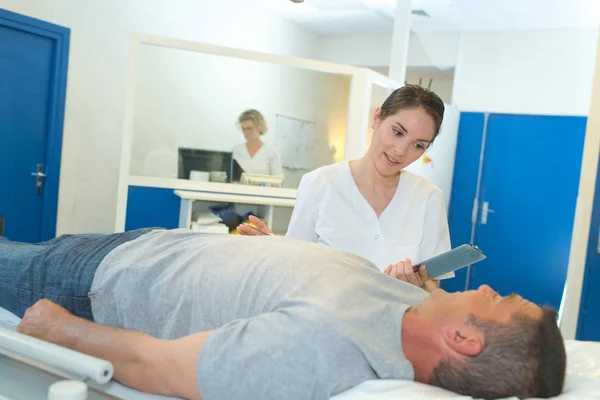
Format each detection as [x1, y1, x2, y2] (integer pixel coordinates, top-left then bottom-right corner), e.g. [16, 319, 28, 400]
[30, 163, 46, 195]
[480, 201, 495, 224]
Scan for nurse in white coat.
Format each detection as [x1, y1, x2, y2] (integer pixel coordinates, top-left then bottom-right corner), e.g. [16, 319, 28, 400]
[232, 109, 283, 176]
[238, 86, 451, 291]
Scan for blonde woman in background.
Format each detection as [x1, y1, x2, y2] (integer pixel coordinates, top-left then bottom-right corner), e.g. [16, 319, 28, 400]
[232, 109, 283, 176]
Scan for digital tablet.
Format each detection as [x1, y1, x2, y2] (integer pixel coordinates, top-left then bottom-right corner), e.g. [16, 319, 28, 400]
[413, 244, 486, 279]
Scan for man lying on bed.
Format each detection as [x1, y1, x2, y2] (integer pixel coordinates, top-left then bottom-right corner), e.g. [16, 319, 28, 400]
[0, 226, 565, 400]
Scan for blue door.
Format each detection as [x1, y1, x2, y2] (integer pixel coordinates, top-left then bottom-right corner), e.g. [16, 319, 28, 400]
[0, 9, 69, 242]
[577, 157, 600, 341]
[444, 113, 586, 310]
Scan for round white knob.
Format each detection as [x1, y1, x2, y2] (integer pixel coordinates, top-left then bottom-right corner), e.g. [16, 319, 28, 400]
[48, 380, 88, 400]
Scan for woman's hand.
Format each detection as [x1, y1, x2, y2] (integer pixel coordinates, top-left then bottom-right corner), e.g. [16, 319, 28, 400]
[237, 215, 274, 236]
[384, 258, 438, 292]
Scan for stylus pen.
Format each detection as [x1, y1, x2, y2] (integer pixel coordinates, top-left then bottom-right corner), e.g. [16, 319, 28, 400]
[241, 222, 274, 236]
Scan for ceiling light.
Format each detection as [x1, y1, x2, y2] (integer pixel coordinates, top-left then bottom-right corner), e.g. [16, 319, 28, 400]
[267, 0, 315, 13]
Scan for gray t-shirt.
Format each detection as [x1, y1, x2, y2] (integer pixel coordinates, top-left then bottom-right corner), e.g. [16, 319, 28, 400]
[90, 229, 428, 400]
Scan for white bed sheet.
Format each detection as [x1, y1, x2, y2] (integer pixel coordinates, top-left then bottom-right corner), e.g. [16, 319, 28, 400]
[1, 306, 599, 400]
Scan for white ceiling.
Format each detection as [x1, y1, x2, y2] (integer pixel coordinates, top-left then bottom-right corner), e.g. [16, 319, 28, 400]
[269, 0, 600, 36]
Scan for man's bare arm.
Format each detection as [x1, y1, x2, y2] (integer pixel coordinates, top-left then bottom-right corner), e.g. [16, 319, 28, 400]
[17, 300, 213, 400]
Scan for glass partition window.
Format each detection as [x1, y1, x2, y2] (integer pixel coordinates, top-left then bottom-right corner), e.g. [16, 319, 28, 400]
[130, 43, 351, 189]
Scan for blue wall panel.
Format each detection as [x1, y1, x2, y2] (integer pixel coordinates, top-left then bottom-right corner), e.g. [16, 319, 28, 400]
[125, 186, 180, 231]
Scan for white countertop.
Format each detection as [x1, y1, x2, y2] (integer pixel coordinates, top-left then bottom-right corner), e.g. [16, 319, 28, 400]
[128, 176, 297, 200]
[174, 190, 296, 207]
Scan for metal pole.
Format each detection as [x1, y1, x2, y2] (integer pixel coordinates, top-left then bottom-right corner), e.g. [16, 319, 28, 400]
[465, 112, 490, 291]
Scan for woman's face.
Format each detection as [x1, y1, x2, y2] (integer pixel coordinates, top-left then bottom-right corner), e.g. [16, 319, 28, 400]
[240, 120, 261, 142]
[367, 107, 437, 177]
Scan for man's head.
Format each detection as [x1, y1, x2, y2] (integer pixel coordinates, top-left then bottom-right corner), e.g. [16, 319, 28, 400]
[412, 285, 566, 399]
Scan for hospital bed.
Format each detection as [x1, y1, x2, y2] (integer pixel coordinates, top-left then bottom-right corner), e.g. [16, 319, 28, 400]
[1, 306, 599, 400]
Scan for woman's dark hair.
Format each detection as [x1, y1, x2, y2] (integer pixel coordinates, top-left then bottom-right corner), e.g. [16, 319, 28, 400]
[379, 84, 445, 141]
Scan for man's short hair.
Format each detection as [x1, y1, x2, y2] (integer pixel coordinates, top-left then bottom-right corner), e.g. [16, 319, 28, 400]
[430, 306, 566, 399]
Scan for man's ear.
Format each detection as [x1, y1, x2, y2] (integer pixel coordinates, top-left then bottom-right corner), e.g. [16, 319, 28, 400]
[441, 326, 483, 357]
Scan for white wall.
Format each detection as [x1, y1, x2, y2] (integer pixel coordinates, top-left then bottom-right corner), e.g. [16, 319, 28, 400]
[355, 68, 456, 105]
[0, 0, 318, 234]
[317, 28, 598, 116]
[405, 70, 455, 104]
[408, 32, 461, 70]
[317, 36, 392, 67]
[131, 43, 349, 189]
[404, 104, 460, 208]
[316, 32, 460, 70]
[316, 32, 459, 104]
[453, 28, 598, 115]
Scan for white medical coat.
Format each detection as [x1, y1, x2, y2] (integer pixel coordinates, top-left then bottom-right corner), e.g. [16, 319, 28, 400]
[232, 142, 283, 176]
[286, 162, 453, 277]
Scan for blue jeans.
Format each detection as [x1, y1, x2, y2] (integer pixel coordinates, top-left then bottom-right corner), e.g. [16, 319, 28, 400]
[0, 229, 154, 321]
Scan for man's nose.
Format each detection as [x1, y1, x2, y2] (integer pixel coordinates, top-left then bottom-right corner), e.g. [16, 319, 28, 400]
[478, 284, 498, 297]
